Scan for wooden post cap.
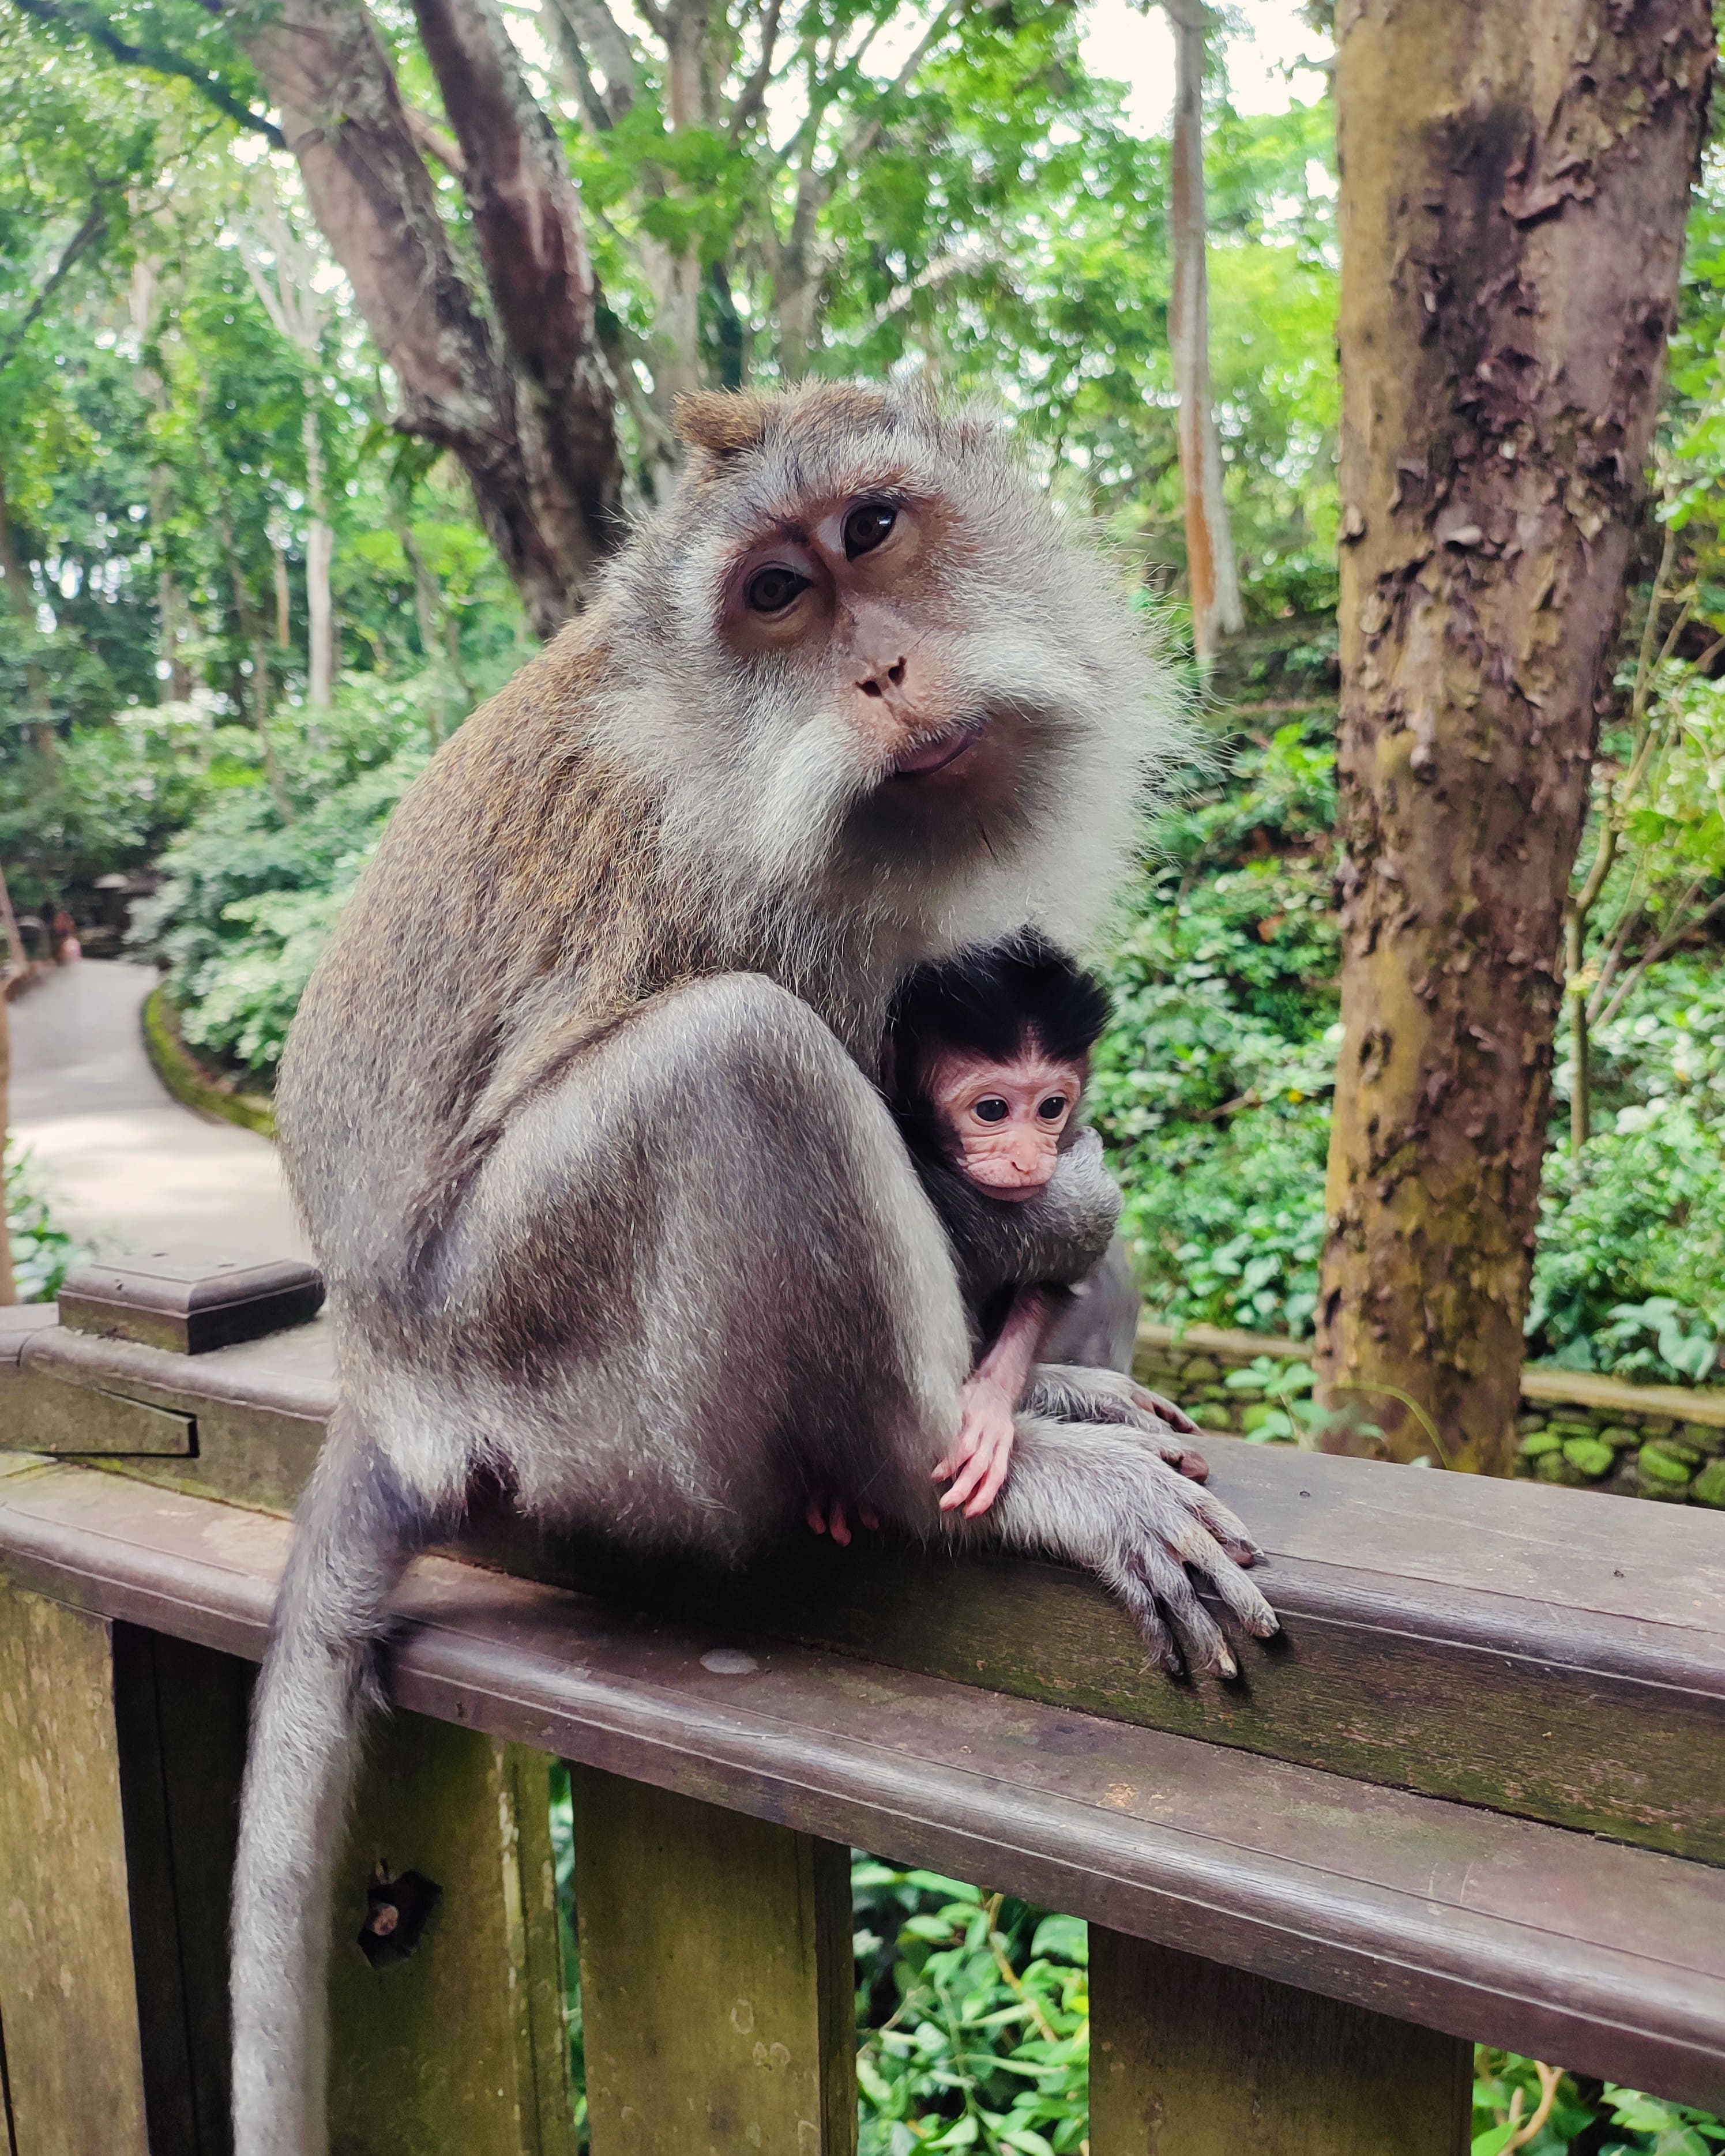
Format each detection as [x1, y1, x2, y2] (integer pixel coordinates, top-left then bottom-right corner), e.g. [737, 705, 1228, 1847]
[59, 1252, 326, 1355]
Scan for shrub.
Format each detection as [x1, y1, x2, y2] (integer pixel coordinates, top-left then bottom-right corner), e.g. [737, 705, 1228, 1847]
[6, 1143, 79, 1302]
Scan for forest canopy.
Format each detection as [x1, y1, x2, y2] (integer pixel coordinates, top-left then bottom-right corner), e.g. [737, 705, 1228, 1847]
[2, 0, 1722, 1399]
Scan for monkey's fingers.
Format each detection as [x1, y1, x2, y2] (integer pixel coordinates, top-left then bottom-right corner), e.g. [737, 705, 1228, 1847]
[859, 1507, 880, 1531]
[1177, 1481, 1273, 1580]
[1164, 1511, 1280, 1642]
[960, 1432, 1014, 1519]
[829, 1503, 852, 1547]
[1130, 1384, 1200, 1437]
[941, 1427, 1010, 1515]
[1130, 1539, 1239, 1679]
[806, 1500, 827, 1537]
[1102, 1561, 1183, 1677]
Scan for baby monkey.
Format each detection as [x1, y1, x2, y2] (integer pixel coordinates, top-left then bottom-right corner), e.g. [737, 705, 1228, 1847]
[882, 934, 1204, 1522]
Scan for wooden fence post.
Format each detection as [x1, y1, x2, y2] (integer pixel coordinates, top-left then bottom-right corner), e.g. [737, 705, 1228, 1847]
[0, 1583, 152, 2156]
[326, 1719, 577, 2156]
[571, 1766, 857, 2156]
[1089, 1930, 1472, 2155]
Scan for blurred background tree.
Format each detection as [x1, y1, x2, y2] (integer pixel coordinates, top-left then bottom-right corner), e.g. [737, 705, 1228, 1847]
[1, 0, 1719, 1416]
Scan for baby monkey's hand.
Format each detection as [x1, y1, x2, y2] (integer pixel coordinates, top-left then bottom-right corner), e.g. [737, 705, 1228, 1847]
[934, 1374, 1019, 1519]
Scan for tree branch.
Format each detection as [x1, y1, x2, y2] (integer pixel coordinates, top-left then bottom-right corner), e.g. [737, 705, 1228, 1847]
[403, 103, 468, 175]
[233, 0, 588, 633]
[859, 239, 994, 338]
[13, 0, 286, 145]
[834, 0, 964, 176]
[546, 0, 641, 122]
[1595, 885, 1725, 1033]
[411, 0, 622, 572]
[727, 0, 784, 143]
[0, 197, 109, 378]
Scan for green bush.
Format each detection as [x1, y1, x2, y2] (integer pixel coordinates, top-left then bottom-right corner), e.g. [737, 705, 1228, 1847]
[1090, 719, 1339, 1338]
[6, 1142, 79, 1302]
[854, 1866, 1088, 2155]
[1528, 964, 1725, 1382]
[130, 675, 446, 1080]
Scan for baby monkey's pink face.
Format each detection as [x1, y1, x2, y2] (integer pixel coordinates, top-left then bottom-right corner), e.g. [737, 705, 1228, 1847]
[928, 1048, 1087, 1201]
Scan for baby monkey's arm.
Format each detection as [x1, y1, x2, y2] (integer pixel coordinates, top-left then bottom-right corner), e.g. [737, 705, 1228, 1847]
[934, 1284, 1055, 1518]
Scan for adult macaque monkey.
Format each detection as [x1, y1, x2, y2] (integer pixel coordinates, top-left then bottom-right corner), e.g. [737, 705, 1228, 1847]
[232, 382, 1277, 2156]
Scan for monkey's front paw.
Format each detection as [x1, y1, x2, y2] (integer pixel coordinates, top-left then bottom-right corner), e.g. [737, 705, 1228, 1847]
[1025, 1365, 1210, 1481]
[934, 1389, 1017, 1519]
[1103, 1453, 1278, 1680]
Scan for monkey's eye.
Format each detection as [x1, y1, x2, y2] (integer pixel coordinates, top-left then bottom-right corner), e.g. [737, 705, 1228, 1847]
[746, 565, 810, 615]
[973, 1097, 1009, 1123]
[1037, 1095, 1069, 1122]
[843, 501, 897, 558]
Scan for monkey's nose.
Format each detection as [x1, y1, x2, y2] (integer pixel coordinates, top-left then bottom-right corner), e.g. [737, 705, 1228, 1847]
[856, 656, 908, 698]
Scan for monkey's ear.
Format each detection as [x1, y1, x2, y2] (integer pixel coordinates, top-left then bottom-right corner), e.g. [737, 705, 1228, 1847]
[673, 390, 771, 458]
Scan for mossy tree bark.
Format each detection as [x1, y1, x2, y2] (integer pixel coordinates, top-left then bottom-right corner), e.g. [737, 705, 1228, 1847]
[1318, 0, 1713, 1473]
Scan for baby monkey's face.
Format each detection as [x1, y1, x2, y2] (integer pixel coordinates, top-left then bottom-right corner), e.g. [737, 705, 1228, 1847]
[928, 1048, 1087, 1201]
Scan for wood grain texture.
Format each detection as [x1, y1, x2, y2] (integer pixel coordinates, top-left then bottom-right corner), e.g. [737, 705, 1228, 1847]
[326, 1719, 577, 2156]
[1091, 1931, 1471, 2155]
[0, 1583, 150, 2156]
[573, 1769, 855, 2156]
[110, 1628, 252, 2154]
[3, 1464, 1723, 2104]
[14, 1322, 1720, 1860]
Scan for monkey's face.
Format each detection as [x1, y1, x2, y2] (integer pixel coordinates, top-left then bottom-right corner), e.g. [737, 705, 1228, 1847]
[926, 1047, 1086, 1201]
[613, 385, 1179, 949]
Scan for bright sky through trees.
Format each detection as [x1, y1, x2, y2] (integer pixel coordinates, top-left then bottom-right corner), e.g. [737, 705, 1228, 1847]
[1080, 0, 1332, 132]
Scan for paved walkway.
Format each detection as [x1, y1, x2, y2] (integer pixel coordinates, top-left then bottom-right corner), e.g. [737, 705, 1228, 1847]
[9, 960, 309, 1264]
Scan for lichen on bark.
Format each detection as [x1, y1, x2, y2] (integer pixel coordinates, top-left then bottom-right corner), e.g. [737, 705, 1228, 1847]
[1320, 0, 1714, 1473]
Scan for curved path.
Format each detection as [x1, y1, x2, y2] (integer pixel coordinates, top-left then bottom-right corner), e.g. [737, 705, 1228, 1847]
[9, 959, 309, 1264]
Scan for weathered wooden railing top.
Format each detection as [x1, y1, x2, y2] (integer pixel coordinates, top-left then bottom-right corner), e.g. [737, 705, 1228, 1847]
[4, 1253, 1725, 2109]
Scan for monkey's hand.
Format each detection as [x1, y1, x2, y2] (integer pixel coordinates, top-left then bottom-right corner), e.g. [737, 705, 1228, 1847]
[978, 1419, 1278, 1679]
[934, 1376, 1019, 1519]
[1023, 1364, 1210, 1482]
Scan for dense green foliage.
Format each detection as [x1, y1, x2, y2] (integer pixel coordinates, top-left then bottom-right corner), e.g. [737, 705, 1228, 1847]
[127, 681, 451, 1071]
[5, 1141, 80, 1300]
[1085, 669, 1725, 1382]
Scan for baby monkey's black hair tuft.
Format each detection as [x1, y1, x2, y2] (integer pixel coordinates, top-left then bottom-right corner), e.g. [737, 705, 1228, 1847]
[886, 931, 1112, 1088]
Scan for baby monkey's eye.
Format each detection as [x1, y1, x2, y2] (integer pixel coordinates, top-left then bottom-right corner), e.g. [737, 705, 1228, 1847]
[746, 565, 809, 615]
[973, 1097, 1009, 1123]
[1038, 1095, 1069, 1121]
[843, 501, 897, 558]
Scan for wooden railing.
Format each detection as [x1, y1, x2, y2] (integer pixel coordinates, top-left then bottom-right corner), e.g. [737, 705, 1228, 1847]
[2, 1251, 1723, 2155]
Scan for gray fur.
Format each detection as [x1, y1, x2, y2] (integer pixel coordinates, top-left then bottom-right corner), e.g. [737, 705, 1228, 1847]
[913, 1125, 1121, 1331]
[231, 382, 1270, 2156]
[1039, 1238, 1143, 1372]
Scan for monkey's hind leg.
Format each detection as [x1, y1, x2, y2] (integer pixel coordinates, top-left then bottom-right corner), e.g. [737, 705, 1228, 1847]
[230, 1410, 434, 2156]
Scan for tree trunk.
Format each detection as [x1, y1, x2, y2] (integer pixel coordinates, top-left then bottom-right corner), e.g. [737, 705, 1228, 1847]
[1166, 0, 1242, 667]
[130, 263, 196, 702]
[302, 409, 335, 708]
[0, 462, 54, 762]
[411, 0, 624, 575]
[1318, 0, 1713, 1473]
[236, 0, 621, 635]
[0, 980, 15, 1308]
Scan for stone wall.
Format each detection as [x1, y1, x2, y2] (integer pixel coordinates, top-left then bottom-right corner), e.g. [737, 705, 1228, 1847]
[1134, 1322, 1725, 1506]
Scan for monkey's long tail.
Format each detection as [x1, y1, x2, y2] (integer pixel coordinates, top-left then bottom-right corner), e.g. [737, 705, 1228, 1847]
[230, 1409, 427, 2156]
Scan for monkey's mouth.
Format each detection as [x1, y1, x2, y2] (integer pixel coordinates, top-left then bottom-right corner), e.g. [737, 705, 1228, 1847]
[889, 719, 987, 781]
